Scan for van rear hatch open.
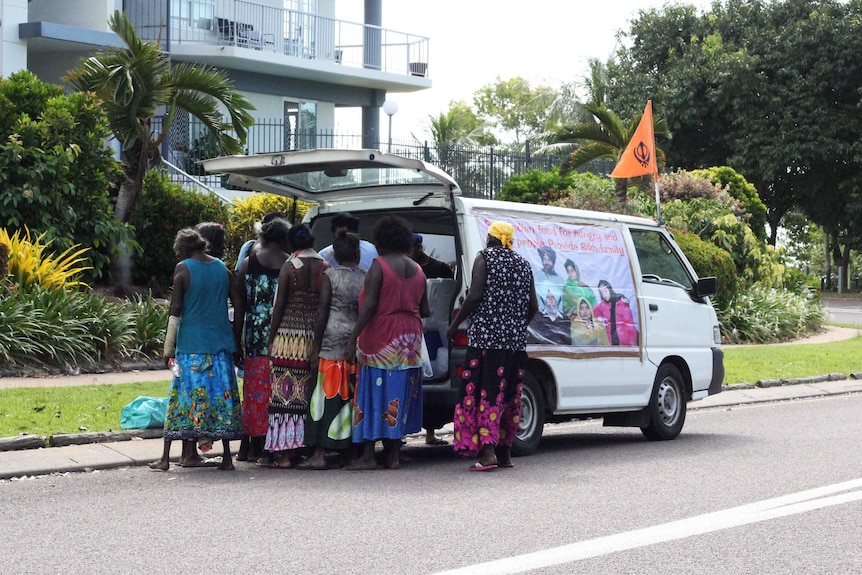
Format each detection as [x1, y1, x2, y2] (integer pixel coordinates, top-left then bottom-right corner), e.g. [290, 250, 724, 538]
[201, 149, 461, 205]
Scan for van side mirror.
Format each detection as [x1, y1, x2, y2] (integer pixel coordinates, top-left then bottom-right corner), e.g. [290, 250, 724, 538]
[693, 277, 717, 299]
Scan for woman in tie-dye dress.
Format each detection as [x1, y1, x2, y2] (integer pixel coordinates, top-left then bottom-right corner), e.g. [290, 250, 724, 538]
[346, 216, 429, 470]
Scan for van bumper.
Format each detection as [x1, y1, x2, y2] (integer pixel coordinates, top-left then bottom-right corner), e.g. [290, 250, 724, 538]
[709, 347, 725, 395]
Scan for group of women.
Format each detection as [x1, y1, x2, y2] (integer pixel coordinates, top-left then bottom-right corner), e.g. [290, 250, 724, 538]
[153, 214, 460, 471]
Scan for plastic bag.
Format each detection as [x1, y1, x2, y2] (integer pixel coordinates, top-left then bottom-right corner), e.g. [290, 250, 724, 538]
[120, 396, 168, 429]
[419, 334, 434, 378]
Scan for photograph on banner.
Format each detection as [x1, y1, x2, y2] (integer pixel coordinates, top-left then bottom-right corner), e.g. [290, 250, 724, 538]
[476, 216, 640, 348]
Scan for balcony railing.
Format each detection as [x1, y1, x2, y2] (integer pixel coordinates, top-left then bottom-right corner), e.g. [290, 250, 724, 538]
[124, 0, 430, 77]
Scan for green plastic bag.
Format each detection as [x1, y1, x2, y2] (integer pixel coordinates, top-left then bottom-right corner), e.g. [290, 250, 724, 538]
[120, 396, 168, 429]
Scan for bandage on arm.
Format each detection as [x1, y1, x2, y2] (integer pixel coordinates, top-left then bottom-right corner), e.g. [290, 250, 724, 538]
[164, 315, 180, 358]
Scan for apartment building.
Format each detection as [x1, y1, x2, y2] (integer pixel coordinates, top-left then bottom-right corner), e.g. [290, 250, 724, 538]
[2, 0, 430, 174]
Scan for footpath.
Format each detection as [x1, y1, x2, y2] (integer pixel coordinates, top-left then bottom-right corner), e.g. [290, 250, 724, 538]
[1, 326, 860, 480]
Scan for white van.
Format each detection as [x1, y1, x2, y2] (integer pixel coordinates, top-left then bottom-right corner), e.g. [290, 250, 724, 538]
[204, 149, 724, 455]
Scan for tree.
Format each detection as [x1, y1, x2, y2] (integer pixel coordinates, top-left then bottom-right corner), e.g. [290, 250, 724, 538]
[472, 77, 557, 148]
[551, 103, 669, 204]
[605, 0, 862, 288]
[64, 10, 255, 285]
[417, 100, 491, 147]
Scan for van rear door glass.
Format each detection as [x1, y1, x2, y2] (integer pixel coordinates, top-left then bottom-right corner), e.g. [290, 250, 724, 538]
[631, 230, 694, 290]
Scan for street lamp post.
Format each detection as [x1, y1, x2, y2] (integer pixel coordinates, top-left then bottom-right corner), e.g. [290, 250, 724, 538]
[382, 99, 398, 153]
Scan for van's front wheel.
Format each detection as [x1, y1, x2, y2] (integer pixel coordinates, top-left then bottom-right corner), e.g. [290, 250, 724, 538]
[641, 364, 687, 440]
[512, 372, 545, 456]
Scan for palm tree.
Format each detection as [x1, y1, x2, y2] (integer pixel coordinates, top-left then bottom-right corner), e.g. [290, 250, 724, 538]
[64, 10, 255, 285]
[416, 101, 490, 148]
[551, 103, 669, 204]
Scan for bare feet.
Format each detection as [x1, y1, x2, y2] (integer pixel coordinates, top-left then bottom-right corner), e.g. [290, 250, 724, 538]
[179, 454, 207, 467]
[301, 453, 328, 470]
[273, 456, 296, 469]
[344, 457, 378, 471]
[148, 460, 169, 472]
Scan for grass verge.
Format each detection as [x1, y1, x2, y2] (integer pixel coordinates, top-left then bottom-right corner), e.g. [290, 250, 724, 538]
[0, 380, 170, 438]
[724, 336, 862, 384]
[2, 337, 861, 438]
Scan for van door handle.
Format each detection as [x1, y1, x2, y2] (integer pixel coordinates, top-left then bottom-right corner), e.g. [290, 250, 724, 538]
[649, 304, 659, 311]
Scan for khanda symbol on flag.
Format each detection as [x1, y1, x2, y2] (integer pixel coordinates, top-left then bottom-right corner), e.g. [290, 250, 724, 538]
[610, 100, 658, 181]
[633, 141, 651, 168]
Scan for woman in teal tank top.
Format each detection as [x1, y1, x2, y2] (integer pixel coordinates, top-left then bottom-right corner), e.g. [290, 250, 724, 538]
[149, 228, 243, 472]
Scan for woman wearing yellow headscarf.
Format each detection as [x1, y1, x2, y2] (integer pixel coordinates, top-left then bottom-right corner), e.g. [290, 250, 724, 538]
[447, 221, 538, 471]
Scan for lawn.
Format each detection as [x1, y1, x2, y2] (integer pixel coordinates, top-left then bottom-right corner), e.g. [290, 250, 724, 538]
[723, 336, 862, 384]
[0, 380, 170, 438]
[2, 337, 861, 438]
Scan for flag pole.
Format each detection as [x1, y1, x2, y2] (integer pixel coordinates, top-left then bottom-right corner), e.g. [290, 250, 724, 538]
[654, 177, 663, 225]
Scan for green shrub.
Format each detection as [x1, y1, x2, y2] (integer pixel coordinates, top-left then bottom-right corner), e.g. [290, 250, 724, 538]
[550, 172, 625, 214]
[670, 228, 740, 310]
[0, 287, 134, 369]
[497, 166, 580, 204]
[0, 70, 127, 280]
[717, 285, 826, 344]
[693, 166, 767, 242]
[130, 170, 229, 289]
[783, 266, 821, 296]
[127, 292, 170, 356]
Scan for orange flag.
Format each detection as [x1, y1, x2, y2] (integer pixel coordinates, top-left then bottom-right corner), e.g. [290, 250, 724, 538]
[610, 100, 657, 180]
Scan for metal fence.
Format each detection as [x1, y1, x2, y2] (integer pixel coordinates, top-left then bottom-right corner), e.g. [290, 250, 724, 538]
[154, 116, 611, 200]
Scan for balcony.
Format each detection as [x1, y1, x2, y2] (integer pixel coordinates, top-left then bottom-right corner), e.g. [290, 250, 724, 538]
[124, 0, 430, 91]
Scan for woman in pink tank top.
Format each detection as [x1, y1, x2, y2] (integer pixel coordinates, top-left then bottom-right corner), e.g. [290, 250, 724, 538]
[346, 216, 429, 470]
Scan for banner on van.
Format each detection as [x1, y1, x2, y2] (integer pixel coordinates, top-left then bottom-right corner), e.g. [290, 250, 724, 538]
[477, 216, 640, 348]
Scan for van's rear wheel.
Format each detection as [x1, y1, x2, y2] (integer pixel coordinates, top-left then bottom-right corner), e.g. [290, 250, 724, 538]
[641, 364, 686, 440]
[512, 372, 545, 456]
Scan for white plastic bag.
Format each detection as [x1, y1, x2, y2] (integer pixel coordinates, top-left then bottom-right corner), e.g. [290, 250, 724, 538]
[420, 334, 434, 378]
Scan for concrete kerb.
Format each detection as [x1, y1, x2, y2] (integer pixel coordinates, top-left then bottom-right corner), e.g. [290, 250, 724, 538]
[3, 377, 862, 480]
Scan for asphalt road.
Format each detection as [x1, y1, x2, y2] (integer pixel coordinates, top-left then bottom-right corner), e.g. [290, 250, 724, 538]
[1, 394, 860, 574]
[822, 295, 862, 326]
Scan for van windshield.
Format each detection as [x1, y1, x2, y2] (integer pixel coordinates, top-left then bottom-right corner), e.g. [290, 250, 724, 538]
[270, 167, 443, 194]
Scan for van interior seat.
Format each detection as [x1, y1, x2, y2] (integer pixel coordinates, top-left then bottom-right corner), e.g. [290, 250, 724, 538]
[423, 278, 458, 377]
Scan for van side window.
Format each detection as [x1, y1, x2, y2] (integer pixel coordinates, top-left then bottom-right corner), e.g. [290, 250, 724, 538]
[631, 230, 694, 290]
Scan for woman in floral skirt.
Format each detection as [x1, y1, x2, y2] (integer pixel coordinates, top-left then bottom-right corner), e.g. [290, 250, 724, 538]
[447, 221, 538, 471]
[233, 217, 291, 462]
[150, 228, 243, 471]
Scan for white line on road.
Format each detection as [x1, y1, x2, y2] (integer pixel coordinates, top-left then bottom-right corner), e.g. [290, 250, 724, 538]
[429, 478, 862, 575]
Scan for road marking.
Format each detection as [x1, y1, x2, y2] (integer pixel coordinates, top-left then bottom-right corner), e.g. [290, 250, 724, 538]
[429, 478, 862, 575]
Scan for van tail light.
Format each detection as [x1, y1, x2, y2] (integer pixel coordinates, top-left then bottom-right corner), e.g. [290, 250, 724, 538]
[451, 329, 468, 348]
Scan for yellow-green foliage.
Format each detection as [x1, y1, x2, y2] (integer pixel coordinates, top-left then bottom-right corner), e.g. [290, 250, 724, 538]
[226, 194, 311, 266]
[0, 228, 91, 291]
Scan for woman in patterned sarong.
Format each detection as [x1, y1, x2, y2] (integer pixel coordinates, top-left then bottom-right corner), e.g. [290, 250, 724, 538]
[233, 217, 291, 462]
[305, 228, 366, 469]
[265, 224, 327, 468]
